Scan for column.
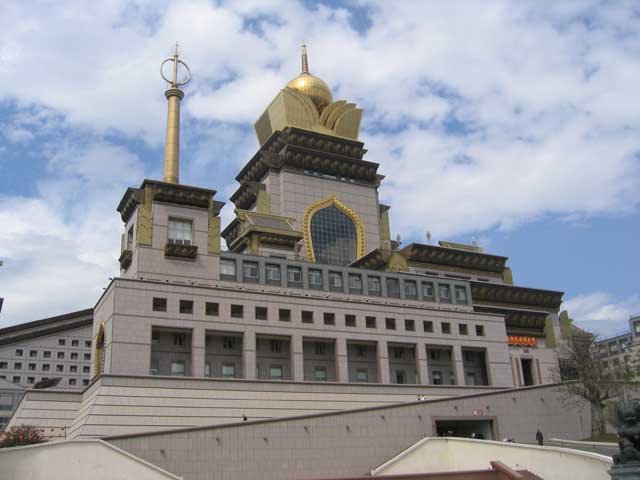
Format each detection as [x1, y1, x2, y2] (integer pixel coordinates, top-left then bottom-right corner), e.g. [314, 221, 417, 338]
[452, 344, 466, 386]
[377, 339, 390, 384]
[510, 356, 519, 386]
[191, 327, 206, 378]
[534, 358, 542, 385]
[336, 337, 349, 383]
[243, 332, 256, 380]
[416, 343, 430, 385]
[292, 334, 304, 382]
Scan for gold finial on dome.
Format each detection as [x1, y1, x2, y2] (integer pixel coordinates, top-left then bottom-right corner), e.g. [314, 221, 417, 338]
[286, 44, 333, 114]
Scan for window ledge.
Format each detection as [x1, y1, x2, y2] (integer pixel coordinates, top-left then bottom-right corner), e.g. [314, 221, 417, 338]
[164, 243, 198, 259]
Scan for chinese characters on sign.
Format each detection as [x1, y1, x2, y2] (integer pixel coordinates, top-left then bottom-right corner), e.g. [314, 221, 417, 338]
[507, 335, 537, 347]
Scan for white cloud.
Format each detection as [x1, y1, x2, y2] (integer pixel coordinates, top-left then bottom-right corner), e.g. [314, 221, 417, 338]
[563, 292, 640, 337]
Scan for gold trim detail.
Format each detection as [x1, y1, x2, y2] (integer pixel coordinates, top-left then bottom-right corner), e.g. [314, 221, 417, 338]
[302, 195, 366, 263]
[92, 321, 106, 379]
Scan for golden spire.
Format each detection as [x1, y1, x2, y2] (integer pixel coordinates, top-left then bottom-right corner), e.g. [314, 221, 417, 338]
[160, 42, 191, 184]
[301, 44, 309, 74]
[286, 44, 332, 114]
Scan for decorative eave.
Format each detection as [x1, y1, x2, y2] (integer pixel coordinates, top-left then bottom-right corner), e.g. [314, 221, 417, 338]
[116, 187, 144, 223]
[349, 248, 389, 270]
[473, 306, 549, 332]
[223, 209, 303, 253]
[400, 243, 508, 274]
[471, 281, 564, 311]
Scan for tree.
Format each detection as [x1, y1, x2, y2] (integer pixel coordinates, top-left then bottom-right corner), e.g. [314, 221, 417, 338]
[0, 425, 47, 448]
[553, 326, 638, 437]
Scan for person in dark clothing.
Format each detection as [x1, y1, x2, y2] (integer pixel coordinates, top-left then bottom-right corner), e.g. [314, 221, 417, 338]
[536, 429, 544, 446]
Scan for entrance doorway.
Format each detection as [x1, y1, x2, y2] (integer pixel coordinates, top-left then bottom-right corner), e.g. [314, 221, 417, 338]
[435, 419, 495, 440]
[521, 358, 534, 386]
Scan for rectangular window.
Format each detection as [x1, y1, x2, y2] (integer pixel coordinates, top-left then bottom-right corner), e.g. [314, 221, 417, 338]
[367, 276, 381, 296]
[14, 363, 22, 370]
[328, 271, 343, 291]
[57, 352, 64, 359]
[222, 363, 236, 378]
[70, 365, 77, 373]
[314, 366, 327, 381]
[255, 306, 268, 320]
[270, 340, 282, 353]
[205, 302, 219, 316]
[459, 324, 468, 335]
[422, 282, 434, 298]
[82, 379, 89, 386]
[301, 310, 313, 324]
[345, 314, 356, 327]
[153, 297, 167, 312]
[309, 269, 323, 289]
[455, 286, 468, 304]
[85, 340, 92, 348]
[432, 371, 442, 385]
[27, 364, 36, 371]
[405, 319, 415, 331]
[29, 350, 37, 357]
[287, 266, 302, 286]
[15, 349, 23, 357]
[231, 305, 244, 318]
[43, 351, 51, 358]
[171, 360, 185, 376]
[83, 366, 90, 373]
[42, 364, 50, 371]
[243, 262, 259, 281]
[126, 227, 134, 249]
[84, 353, 90, 362]
[12, 376, 20, 384]
[314, 342, 326, 355]
[423, 320, 434, 333]
[220, 259, 236, 278]
[179, 300, 193, 314]
[265, 264, 281, 284]
[56, 365, 64, 372]
[58, 339, 66, 346]
[222, 337, 236, 350]
[168, 218, 193, 246]
[385, 318, 396, 330]
[475, 325, 485, 336]
[324, 313, 335, 326]
[71, 340, 79, 347]
[269, 365, 283, 380]
[441, 322, 451, 334]
[439, 284, 451, 302]
[0, 362, 7, 369]
[173, 334, 186, 346]
[27, 377, 35, 384]
[348, 274, 363, 293]
[366, 316, 376, 329]
[70, 353, 78, 360]
[404, 280, 418, 299]
[279, 309, 291, 322]
[395, 370, 406, 384]
[356, 369, 368, 382]
[386, 278, 400, 298]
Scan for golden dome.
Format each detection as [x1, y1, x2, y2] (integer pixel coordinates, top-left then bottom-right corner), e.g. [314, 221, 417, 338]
[286, 45, 333, 114]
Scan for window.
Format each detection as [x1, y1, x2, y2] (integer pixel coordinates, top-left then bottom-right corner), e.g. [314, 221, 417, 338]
[153, 297, 167, 312]
[222, 337, 236, 350]
[422, 282, 434, 298]
[328, 271, 343, 291]
[255, 306, 268, 320]
[475, 325, 485, 336]
[270, 340, 282, 353]
[42, 364, 50, 371]
[423, 321, 434, 333]
[393, 347, 404, 359]
[270, 365, 283, 379]
[309, 269, 323, 289]
[173, 334, 186, 346]
[0, 362, 6, 369]
[85, 341, 92, 348]
[58, 339, 66, 346]
[439, 284, 451, 301]
[242, 261, 259, 281]
[70, 365, 77, 373]
[287, 266, 302, 285]
[83, 366, 90, 373]
[366, 316, 376, 329]
[301, 311, 314, 324]
[126, 227, 134, 249]
[12, 376, 20, 384]
[314, 366, 327, 381]
[179, 300, 193, 314]
[279, 309, 291, 322]
[432, 371, 442, 385]
[171, 360, 185, 376]
[386, 278, 400, 298]
[385, 318, 396, 330]
[84, 355, 91, 362]
[168, 218, 192, 246]
[356, 345, 367, 357]
[205, 302, 219, 316]
[28, 363, 36, 370]
[459, 324, 468, 335]
[348, 274, 362, 293]
[71, 340, 79, 347]
[310, 205, 357, 265]
[43, 351, 51, 358]
[220, 259, 236, 278]
[265, 264, 281, 284]
[464, 351, 473, 362]
[27, 377, 35, 384]
[404, 280, 418, 299]
[356, 369, 368, 382]
[430, 350, 441, 361]
[345, 314, 356, 327]
[14, 363, 22, 370]
[231, 305, 244, 318]
[314, 342, 326, 355]
[367, 276, 381, 296]
[324, 313, 335, 325]
[29, 350, 37, 358]
[609, 343, 618, 353]
[441, 322, 451, 334]
[405, 319, 415, 331]
[152, 331, 160, 344]
[56, 365, 64, 372]
[222, 364, 236, 378]
[395, 370, 406, 384]
[455, 286, 468, 304]
[635, 322, 640, 335]
[57, 352, 64, 359]
[15, 349, 23, 357]
[82, 379, 89, 386]
[71, 353, 78, 360]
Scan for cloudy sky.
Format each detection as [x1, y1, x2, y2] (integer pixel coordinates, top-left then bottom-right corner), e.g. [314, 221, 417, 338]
[0, 1, 638, 336]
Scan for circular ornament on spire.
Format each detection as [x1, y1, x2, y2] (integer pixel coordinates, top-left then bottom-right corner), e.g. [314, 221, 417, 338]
[286, 45, 333, 114]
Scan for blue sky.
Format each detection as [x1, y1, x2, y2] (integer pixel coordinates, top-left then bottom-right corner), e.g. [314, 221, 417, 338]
[0, 1, 639, 336]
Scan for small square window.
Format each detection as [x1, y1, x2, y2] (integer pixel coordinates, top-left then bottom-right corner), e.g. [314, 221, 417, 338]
[206, 302, 219, 316]
[287, 266, 302, 285]
[404, 281, 418, 299]
[385, 318, 396, 330]
[356, 369, 368, 382]
[422, 282, 434, 298]
[220, 259, 237, 278]
[85, 340, 92, 348]
[455, 286, 468, 304]
[171, 360, 185, 376]
[71, 353, 78, 360]
[324, 313, 335, 326]
[345, 314, 356, 327]
[243, 262, 259, 281]
[153, 297, 167, 312]
[386, 278, 400, 298]
[15, 349, 23, 357]
[28, 363, 36, 370]
[270, 365, 283, 380]
[173, 334, 186, 346]
[329, 271, 343, 291]
[270, 340, 282, 353]
[423, 320, 433, 333]
[441, 322, 451, 334]
[459, 324, 468, 335]
[366, 316, 376, 329]
[255, 306, 268, 320]
[222, 364, 236, 378]
[279, 309, 291, 322]
[71, 340, 79, 347]
[475, 325, 485, 336]
[179, 300, 193, 314]
[12, 376, 20, 384]
[70, 365, 78, 373]
[222, 337, 236, 350]
[58, 339, 66, 346]
[314, 366, 327, 381]
[42, 364, 50, 371]
[168, 218, 193, 246]
[231, 305, 244, 318]
[439, 285, 451, 302]
[301, 311, 313, 323]
[29, 350, 37, 358]
[348, 274, 363, 293]
[405, 319, 415, 331]
[14, 363, 22, 370]
[57, 352, 65, 359]
[82, 379, 90, 386]
[43, 351, 51, 358]
[367, 276, 381, 296]
[0, 362, 6, 369]
[56, 365, 64, 372]
[83, 366, 90, 373]
[27, 377, 35, 384]
[309, 269, 323, 289]
[265, 264, 281, 284]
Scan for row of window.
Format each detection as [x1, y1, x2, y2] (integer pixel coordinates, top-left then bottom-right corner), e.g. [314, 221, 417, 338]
[0, 362, 90, 373]
[6, 351, 91, 361]
[0, 375, 89, 386]
[220, 259, 468, 303]
[14, 342, 91, 358]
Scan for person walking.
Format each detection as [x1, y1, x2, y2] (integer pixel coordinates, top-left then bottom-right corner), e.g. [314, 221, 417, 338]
[536, 429, 544, 446]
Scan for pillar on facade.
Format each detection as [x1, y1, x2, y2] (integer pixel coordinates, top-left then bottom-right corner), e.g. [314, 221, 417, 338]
[377, 339, 390, 384]
[243, 332, 256, 380]
[292, 334, 304, 382]
[452, 345, 466, 386]
[416, 343, 430, 385]
[336, 337, 349, 383]
[191, 327, 206, 378]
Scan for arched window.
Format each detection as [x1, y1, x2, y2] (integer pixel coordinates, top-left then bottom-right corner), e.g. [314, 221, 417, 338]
[310, 205, 357, 266]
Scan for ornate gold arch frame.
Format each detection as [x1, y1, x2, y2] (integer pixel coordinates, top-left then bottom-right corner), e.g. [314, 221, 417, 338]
[302, 195, 366, 263]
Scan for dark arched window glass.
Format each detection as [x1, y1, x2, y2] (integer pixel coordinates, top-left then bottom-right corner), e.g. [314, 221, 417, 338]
[310, 206, 357, 266]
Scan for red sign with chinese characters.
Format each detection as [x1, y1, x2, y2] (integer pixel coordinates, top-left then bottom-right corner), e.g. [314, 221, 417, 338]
[508, 335, 537, 347]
